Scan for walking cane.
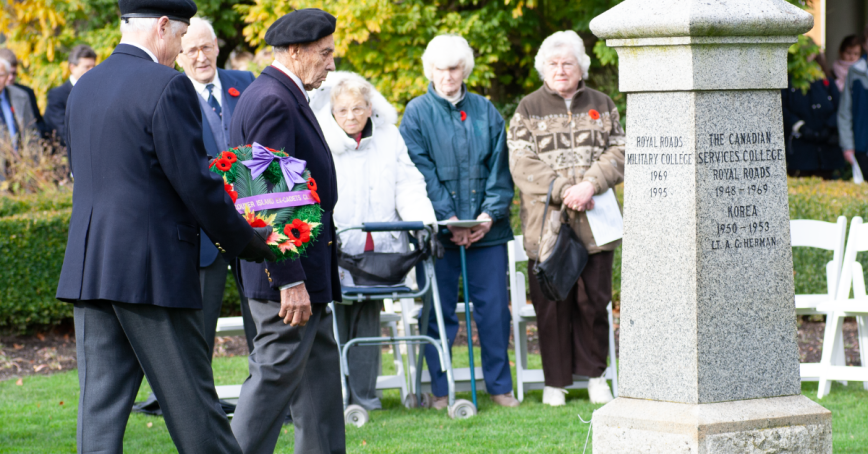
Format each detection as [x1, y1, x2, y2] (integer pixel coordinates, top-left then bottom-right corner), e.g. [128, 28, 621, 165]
[459, 244, 478, 408]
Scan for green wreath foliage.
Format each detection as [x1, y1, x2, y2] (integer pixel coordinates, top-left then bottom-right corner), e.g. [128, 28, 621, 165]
[210, 145, 323, 262]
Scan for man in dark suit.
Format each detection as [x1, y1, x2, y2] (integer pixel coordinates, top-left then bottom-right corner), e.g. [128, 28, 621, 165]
[0, 57, 39, 168]
[176, 16, 257, 356]
[55, 1, 274, 452]
[45, 44, 97, 148]
[0, 48, 46, 139]
[229, 9, 345, 454]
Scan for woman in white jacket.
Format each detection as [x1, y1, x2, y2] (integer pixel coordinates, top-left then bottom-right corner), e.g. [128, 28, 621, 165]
[311, 71, 436, 411]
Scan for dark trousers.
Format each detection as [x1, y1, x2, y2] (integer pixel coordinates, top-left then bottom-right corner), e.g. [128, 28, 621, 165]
[856, 153, 868, 179]
[528, 250, 613, 387]
[231, 301, 345, 454]
[74, 300, 241, 454]
[424, 244, 513, 397]
[200, 255, 257, 356]
[334, 301, 383, 410]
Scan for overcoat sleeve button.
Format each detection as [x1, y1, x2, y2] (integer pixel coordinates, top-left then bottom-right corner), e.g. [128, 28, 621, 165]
[328, 241, 333, 246]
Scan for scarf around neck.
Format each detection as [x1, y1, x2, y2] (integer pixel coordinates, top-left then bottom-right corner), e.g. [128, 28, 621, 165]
[834, 59, 856, 92]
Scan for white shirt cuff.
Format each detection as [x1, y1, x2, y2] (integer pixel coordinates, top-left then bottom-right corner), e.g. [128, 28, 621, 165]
[279, 281, 303, 290]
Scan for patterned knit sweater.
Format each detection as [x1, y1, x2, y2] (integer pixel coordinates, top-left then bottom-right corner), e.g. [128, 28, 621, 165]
[508, 80, 626, 259]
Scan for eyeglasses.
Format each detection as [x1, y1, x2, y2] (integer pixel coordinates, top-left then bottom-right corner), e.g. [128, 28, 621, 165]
[547, 61, 576, 71]
[181, 45, 216, 59]
[333, 106, 369, 118]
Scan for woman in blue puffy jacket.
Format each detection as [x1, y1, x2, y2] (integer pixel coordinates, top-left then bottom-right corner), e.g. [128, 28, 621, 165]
[399, 34, 519, 410]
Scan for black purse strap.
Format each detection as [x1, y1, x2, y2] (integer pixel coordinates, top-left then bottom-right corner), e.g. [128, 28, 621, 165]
[536, 179, 556, 261]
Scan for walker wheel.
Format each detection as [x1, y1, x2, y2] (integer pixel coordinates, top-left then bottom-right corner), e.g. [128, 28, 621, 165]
[344, 405, 369, 428]
[448, 399, 477, 419]
[403, 393, 418, 409]
[403, 393, 433, 409]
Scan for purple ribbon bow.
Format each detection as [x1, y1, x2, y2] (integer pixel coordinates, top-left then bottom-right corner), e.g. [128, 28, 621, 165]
[241, 142, 307, 185]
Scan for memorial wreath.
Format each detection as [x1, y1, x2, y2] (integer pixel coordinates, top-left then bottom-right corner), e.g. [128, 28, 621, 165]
[209, 142, 323, 262]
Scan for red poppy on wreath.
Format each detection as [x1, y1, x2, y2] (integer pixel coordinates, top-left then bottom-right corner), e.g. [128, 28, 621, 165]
[284, 219, 312, 247]
[224, 183, 238, 203]
[310, 190, 321, 204]
[228, 87, 241, 97]
[460, 111, 467, 122]
[244, 211, 268, 228]
[209, 159, 217, 169]
[215, 158, 232, 171]
[307, 177, 317, 192]
[588, 109, 601, 120]
[222, 151, 237, 164]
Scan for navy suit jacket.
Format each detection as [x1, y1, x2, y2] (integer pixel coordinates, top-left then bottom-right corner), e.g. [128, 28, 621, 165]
[229, 66, 341, 304]
[45, 80, 73, 146]
[199, 69, 256, 268]
[56, 44, 255, 309]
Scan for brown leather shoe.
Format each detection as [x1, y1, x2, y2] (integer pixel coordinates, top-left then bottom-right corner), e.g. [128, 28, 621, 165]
[490, 392, 520, 407]
[431, 395, 449, 410]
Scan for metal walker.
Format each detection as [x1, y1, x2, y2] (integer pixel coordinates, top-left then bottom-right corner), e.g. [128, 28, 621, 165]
[331, 222, 477, 427]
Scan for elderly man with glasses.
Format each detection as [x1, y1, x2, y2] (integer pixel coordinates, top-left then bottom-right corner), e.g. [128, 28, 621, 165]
[175, 16, 258, 359]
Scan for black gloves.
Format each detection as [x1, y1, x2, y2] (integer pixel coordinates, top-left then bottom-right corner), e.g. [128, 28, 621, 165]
[238, 226, 277, 263]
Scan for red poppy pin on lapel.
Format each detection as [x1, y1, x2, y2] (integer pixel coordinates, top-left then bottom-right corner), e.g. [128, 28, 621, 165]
[460, 111, 467, 122]
[588, 109, 600, 120]
[228, 87, 240, 97]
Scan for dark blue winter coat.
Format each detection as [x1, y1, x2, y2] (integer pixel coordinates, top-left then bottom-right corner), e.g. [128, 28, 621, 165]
[399, 84, 514, 248]
[782, 78, 846, 171]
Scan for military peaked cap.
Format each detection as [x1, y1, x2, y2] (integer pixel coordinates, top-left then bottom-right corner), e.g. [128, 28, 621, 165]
[118, 0, 197, 25]
[265, 9, 336, 46]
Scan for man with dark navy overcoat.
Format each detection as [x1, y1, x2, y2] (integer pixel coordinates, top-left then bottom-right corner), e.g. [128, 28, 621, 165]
[176, 16, 258, 356]
[228, 8, 345, 454]
[55, 1, 274, 453]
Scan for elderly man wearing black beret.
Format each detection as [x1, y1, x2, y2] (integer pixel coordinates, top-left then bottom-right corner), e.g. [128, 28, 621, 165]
[55, 0, 276, 453]
[228, 8, 345, 454]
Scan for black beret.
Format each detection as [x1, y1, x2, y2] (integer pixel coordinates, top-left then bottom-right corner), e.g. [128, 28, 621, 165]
[265, 8, 336, 46]
[118, 0, 197, 25]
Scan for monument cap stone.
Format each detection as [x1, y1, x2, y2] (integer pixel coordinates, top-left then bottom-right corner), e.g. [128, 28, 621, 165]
[589, 0, 814, 92]
[590, 0, 814, 39]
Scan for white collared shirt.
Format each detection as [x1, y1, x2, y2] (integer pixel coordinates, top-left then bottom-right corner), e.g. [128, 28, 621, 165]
[119, 41, 158, 63]
[271, 60, 309, 103]
[70, 75, 79, 87]
[188, 73, 222, 107]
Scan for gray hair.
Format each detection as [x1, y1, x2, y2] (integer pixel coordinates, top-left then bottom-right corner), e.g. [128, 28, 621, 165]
[120, 17, 186, 37]
[189, 17, 217, 40]
[69, 44, 97, 66]
[330, 75, 373, 107]
[534, 30, 592, 80]
[0, 58, 10, 74]
[0, 48, 16, 67]
[421, 34, 475, 81]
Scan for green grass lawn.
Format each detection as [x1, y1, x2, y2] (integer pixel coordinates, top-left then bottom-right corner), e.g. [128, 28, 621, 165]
[2, 347, 867, 453]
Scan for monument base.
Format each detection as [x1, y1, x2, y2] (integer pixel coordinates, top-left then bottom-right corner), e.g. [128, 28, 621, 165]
[592, 395, 831, 454]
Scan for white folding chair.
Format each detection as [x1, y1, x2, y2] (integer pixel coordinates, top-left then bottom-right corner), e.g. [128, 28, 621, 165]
[790, 217, 848, 380]
[816, 217, 868, 398]
[508, 236, 618, 402]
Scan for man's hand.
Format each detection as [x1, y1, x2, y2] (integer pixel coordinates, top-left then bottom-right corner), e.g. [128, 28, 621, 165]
[468, 213, 492, 245]
[844, 149, 856, 165]
[446, 215, 471, 247]
[279, 283, 311, 327]
[563, 181, 596, 211]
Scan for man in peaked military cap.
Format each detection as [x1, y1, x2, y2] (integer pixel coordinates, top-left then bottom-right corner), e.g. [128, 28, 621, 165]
[56, 1, 275, 452]
[228, 8, 346, 454]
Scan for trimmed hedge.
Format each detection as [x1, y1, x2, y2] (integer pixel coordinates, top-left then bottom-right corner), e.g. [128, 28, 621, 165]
[1, 178, 866, 331]
[0, 207, 72, 332]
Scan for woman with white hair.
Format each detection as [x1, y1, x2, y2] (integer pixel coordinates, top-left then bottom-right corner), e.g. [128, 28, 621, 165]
[508, 30, 625, 406]
[310, 71, 436, 411]
[399, 34, 519, 409]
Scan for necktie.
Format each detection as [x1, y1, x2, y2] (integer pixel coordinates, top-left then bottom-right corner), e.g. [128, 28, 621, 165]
[206, 84, 222, 118]
[0, 90, 16, 141]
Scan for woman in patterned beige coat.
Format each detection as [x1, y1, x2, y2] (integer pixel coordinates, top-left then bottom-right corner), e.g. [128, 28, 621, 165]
[507, 30, 625, 406]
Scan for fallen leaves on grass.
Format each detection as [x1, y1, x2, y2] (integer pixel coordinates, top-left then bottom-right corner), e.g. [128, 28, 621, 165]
[15, 378, 22, 386]
[147, 422, 153, 428]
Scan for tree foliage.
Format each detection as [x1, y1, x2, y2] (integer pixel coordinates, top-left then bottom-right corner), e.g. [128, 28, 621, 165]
[236, 0, 624, 112]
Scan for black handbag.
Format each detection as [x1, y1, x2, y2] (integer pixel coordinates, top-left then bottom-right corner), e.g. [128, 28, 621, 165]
[336, 235, 430, 287]
[532, 180, 589, 302]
